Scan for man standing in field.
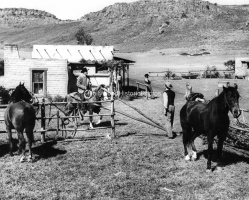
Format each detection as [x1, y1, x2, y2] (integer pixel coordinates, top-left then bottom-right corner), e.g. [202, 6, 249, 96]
[144, 73, 154, 99]
[184, 82, 192, 100]
[163, 81, 175, 139]
[77, 67, 91, 113]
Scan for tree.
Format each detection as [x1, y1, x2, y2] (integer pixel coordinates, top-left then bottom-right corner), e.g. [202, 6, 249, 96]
[224, 60, 235, 71]
[75, 27, 93, 45]
[0, 86, 10, 104]
[203, 65, 220, 78]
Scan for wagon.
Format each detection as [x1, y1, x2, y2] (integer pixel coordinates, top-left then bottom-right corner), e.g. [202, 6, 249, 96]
[181, 73, 199, 79]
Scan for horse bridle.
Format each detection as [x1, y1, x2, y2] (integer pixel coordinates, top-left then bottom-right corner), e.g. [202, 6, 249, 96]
[224, 91, 240, 118]
[224, 92, 234, 110]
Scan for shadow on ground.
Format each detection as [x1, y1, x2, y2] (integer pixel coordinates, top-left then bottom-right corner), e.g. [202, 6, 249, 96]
[198, 148, 249, 167]
[32, 140, 67, 160]
[0, 139, 19, 158]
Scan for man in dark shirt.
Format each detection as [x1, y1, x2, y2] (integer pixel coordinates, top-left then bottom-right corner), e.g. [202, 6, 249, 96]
[163, 81, 175, 138]
[144, 74, 154, 99]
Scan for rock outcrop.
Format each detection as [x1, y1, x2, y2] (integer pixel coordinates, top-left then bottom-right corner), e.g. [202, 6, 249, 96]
[82, 0, 222, 21]
[0, 8, 62, 27]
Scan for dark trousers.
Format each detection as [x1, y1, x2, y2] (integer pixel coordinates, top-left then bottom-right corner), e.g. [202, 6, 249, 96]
[79, 92, 87, 113]
[165, 105, 175, 137]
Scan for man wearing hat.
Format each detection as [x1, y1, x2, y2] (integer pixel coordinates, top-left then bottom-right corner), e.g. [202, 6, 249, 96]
[163, 81, 175, 139]
[144, 73, 154, 99]
[76, 67, 91, 112]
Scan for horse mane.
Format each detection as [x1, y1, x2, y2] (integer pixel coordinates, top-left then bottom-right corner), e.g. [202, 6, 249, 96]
[9, 84, 32, 103]
[206, 87, 238, 109]
[9, 86, 23, 103]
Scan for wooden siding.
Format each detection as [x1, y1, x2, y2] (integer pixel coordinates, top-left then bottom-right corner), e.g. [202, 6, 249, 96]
[4, 58, 68, 97]
[235, 57, 249, 77]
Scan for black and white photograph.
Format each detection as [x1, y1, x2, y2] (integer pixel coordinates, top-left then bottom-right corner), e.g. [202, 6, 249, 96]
[0, 0, 249, 199]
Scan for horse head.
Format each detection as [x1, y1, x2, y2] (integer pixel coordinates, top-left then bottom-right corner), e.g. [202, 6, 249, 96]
[11, 83, 33, 103]
[95, 84, 111, 101]
[223, 85, 241, 118]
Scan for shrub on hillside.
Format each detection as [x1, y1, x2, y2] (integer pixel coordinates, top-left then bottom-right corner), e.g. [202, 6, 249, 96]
[75, 27, 93, 45]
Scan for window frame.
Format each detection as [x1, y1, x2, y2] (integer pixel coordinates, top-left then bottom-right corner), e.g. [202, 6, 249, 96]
[30, 68, 48, 97]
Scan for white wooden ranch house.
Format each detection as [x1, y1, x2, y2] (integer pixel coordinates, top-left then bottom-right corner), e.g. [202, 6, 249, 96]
[235, 57, 249, 79]
[1, 44, 134, 97]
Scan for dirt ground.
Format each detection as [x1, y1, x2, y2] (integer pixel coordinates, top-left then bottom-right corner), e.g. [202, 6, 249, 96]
[0, 49, 249, 199]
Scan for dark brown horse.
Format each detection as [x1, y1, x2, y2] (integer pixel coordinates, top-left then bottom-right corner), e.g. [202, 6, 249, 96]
[4, 83, 36, 162]
[64, 84, 110, 129]
[180, 86, 241, 172]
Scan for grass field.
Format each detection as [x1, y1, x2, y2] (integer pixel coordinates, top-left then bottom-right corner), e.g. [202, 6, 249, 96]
[0, 77, 249, 199]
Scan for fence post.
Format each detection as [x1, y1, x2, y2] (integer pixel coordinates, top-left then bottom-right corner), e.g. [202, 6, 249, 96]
[137, 83, 139, 97]
[56, 110, 59, 136]
[110, 92, 115, 138]
[41, 98, 46, 143]
[242, 110, 245, 123]
[146, 87, 148, 99]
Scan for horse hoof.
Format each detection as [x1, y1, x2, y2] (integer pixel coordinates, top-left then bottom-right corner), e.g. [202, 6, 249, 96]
[191, 152, 197, 161]
[106, 134, 112, 140]
[216, 166, 223, 172]
[27, 155, 33, 163]
[185, 155, 191, 161]
[191, 157, 197, 161]
[206, 169, 212, 173]
[20, 156, 26, 163]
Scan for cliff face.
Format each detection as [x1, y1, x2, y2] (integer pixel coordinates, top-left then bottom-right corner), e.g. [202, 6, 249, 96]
[79, 0, 249, 52]
[0, 0, 249, 53]
[82, 0, 223, 21]
[0, 8, 62, 27]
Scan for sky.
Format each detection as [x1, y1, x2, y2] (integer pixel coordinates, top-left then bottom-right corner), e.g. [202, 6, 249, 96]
[0, 0, 248, 20]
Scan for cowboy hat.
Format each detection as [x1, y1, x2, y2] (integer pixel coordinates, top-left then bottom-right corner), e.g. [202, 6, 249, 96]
[81, 68, 88, 73]
[165, 81, 173, 89]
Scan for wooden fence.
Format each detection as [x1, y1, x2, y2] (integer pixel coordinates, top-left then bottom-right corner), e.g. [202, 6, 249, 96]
[0, 94, 115, 141]
[136, 81, 149, 99]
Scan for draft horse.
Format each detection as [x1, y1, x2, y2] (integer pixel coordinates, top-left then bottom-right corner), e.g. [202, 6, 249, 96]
[180, 86, 241, 172]
[64, 84, 110, 129]
[4, 83, 36, 162]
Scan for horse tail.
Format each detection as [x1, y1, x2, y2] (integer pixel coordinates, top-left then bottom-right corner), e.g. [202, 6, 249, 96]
[180, 103, 192, 146]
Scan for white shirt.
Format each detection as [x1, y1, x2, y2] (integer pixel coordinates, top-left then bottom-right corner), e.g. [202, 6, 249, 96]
[163, 88, 169, 109]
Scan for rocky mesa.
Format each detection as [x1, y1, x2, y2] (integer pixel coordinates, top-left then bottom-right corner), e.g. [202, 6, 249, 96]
[0, 8, 62, 27]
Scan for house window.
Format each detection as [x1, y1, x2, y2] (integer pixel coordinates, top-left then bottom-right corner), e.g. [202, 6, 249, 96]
[30, 69, 47, 96]
[242, 61, 249, 69]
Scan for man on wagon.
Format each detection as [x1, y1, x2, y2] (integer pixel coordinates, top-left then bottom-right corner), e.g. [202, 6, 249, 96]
[76, 67, 91, 112]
